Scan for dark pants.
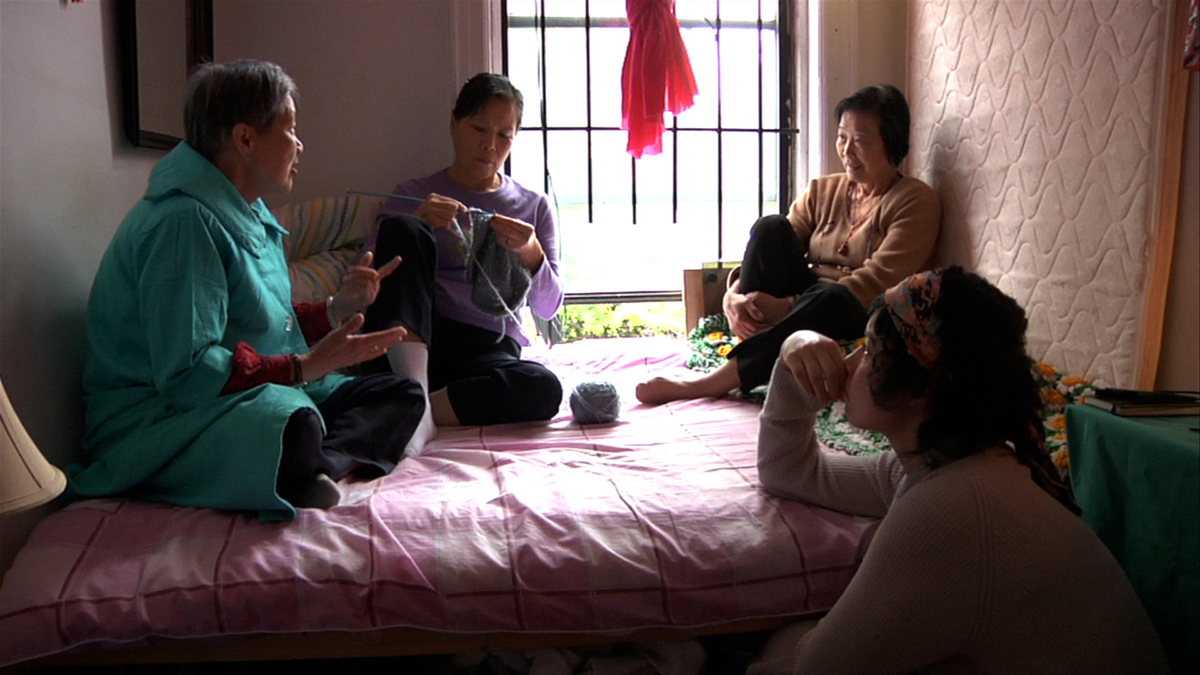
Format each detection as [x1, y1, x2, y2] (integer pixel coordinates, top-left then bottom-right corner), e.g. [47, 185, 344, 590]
[728, 215, 868, 392]
[363, 214, 562, 425]
[277, 373, 425, 495]
[362, 214, 438, 342]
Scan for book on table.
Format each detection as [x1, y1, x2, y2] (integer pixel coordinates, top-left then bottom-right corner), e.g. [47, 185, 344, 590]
[1083, 388, 1200, 417]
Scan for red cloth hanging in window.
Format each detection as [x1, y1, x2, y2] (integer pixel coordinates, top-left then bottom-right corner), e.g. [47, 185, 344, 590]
[621, 0, 699, 158]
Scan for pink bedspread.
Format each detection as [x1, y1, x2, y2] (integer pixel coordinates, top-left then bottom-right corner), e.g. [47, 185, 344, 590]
[0, 338, 874, 667]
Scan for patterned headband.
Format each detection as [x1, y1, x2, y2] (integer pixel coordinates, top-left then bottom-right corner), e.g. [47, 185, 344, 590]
[884, 268, 945, 369]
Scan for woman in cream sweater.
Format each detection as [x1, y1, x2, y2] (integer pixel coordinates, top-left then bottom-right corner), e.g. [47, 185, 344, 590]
[748, 266, 1168, 674]
[637, 84, 941, 405]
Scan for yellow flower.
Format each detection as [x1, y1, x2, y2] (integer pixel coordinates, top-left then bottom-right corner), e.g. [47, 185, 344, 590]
[1037, 362, 1058, 378]
[706, 331, 725, 342]
[1048, 413, 1066, 430]
[1062, 376, 1086, 387]
[1041, 388, 1065, 407]
[717, 344, 733, 357]
[1052, 448, 1071, 470]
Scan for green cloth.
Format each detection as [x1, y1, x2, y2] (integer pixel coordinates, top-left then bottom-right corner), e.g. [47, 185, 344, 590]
[1068, 404, 1200, 675]
[70, 143, 349, 521]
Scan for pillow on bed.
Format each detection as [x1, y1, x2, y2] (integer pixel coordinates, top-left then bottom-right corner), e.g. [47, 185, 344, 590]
[273, 194, 385, 303]
[686, 313, 1094, 468]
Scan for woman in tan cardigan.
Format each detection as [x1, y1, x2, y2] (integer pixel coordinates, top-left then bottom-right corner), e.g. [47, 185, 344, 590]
[637, 84, 941, 404]
[748, 267, 1167, 674]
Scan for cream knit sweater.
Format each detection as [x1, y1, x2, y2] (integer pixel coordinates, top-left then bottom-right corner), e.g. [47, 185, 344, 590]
[788, 173, 941, 308]
[751, 360, 1169, 674]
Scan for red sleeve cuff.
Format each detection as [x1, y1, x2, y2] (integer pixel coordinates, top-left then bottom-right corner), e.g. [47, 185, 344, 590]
[221, 342, 296, 395]
[293, 301, 333, 345]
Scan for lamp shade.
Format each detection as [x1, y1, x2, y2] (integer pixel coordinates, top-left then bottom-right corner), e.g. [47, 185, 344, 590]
[0, 377, 67, 515]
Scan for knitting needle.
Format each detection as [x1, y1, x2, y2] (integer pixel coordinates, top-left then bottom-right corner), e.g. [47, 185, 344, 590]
[345, 191, 522, 325]
[345, 189, 491, 215]
[346, 189, 482, 266]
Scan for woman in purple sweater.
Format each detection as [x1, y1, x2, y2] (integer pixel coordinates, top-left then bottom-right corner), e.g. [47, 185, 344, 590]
[362, 74, 564, 450]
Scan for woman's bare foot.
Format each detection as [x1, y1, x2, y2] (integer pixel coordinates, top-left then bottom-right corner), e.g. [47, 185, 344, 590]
[635, 360, 742, 405]
[636, 377, 708, 405]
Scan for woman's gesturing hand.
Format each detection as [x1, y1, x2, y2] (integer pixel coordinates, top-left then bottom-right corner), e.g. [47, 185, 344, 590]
[295, 314, 407, 383]
[330, 251, 400, 324]
[779, 330, 848, 406]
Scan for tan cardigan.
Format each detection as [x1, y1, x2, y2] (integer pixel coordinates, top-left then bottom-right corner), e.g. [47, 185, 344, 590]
[751, 359, 1169, 674]
[788, 173, 941, 308]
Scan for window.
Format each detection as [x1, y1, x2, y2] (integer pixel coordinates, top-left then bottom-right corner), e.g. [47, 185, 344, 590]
[503, 0, 798, 304]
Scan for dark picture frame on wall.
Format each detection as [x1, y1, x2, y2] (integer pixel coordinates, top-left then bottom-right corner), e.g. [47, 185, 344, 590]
[117, 0, 213, 150]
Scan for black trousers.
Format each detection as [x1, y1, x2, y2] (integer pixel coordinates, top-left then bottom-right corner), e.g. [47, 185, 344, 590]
[728, 214, 868, 392]
[362, 214, 562, 425]
[277, 373, 426, 492]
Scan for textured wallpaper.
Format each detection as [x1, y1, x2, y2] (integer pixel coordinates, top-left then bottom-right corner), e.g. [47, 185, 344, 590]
[907, 0, 1174, 386]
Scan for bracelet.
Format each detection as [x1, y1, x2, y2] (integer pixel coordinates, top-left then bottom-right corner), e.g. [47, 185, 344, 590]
[291, 354, 308, 387]
[326, 295, 338, 327]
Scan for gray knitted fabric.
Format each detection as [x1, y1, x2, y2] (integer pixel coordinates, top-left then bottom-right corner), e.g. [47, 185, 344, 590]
[466, 210, 532, 317]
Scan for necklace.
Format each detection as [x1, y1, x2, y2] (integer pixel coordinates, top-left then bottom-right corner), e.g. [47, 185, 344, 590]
[838, 177, 893, 256]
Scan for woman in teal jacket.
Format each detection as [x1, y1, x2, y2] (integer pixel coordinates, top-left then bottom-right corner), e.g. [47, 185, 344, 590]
[70, 61, 423, 521]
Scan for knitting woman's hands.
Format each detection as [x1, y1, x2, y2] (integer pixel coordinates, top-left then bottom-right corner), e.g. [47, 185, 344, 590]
[490, 214, 544, 272]
[415, 193, 467, 230]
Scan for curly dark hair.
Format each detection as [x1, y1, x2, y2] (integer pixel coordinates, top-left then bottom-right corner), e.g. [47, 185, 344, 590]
[184, 60, 297, 162]
[865, 266, 1080, 515]
[452, 73, 524, 127]
[835, 84, 911, 167]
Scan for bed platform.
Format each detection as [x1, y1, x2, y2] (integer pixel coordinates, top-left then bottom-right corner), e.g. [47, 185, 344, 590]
[0, 337, 875, 669]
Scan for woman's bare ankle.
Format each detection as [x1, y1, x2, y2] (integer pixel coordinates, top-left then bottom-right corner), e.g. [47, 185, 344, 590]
[636, 376, 728, 405]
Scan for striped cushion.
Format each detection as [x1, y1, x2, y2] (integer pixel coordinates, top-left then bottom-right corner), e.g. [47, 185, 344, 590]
[274, 195, 384, 302]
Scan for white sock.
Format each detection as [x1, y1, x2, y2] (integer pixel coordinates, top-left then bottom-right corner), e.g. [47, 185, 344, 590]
[387, 341, 437, 456]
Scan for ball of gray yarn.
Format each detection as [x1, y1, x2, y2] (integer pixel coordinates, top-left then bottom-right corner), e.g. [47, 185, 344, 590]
[570, 380, 621, 425]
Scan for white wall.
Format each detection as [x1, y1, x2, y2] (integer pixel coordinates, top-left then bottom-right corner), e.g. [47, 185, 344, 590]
[0, 0, 165, 572]
[210, 0, 468, 207]
[806, 0, 908, 179]
[1, 0, 162, 466]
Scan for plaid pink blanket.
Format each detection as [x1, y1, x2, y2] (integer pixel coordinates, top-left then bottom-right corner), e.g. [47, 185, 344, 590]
[0, 337, 874, 667]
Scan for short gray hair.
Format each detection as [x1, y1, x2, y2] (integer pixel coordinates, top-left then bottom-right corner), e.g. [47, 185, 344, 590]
[184, 60, 297, 161]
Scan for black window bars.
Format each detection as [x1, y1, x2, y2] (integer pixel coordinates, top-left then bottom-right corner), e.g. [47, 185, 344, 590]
[501, 0, 798, 306]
